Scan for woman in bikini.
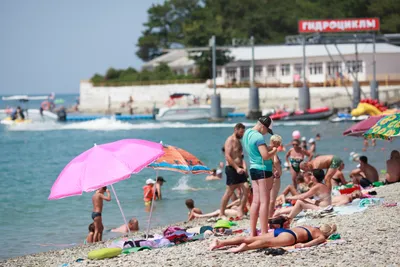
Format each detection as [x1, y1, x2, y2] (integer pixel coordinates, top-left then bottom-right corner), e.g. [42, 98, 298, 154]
[273, 169, 331, 219]
[286, 139, 313, 188]
[209, 223, 337, 253]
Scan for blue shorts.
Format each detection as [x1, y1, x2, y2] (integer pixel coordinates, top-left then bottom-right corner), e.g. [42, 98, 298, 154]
[250, 169, 273, 181]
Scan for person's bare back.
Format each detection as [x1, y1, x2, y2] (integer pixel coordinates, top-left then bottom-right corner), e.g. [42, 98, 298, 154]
[386, 151, 400, 183]
[361, 164, 379, 183]
[310, 155, 334, 169]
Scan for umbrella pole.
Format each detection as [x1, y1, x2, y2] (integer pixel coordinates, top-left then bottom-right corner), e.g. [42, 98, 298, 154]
[145, 171, 158, 240]
[110, 184, 132, 237]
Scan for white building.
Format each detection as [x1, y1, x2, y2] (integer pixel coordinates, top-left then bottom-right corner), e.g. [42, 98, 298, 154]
[143, 43, 400, 86]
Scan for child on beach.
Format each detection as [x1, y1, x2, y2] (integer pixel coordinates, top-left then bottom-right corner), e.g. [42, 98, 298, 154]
[143, 179, 156, 206]
[85, 223, 95, 244]
[185, 199, 203, 221]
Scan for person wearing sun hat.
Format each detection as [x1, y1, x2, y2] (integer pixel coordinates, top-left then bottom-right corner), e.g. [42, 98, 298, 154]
[242, 116, 279, 237]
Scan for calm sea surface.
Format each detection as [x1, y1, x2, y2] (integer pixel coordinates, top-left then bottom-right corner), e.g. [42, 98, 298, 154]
[0, 96, 398, 259]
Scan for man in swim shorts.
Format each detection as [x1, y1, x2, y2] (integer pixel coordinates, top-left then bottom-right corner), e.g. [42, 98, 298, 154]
[92, 186, 111, 242]
[219, 123, 248, 218]
[300, 155, 344, 190]
[350, 156, 378, 187]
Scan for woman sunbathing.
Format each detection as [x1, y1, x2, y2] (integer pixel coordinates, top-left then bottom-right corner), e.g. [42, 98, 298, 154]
[273, 169, 331, 219]
[275, 174, 312, 207]
[209, 223, 337, 253]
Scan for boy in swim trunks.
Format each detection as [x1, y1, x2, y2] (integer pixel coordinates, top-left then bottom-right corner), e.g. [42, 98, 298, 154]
[300, 155, 344, 191]
[92, 186, 111, 242]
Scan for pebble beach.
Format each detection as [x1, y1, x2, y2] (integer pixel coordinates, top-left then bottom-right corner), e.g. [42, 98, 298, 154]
[2, 182, 400, 267]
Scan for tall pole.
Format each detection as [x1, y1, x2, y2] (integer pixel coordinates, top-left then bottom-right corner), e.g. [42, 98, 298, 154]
[250, 36, 255, 89]
[212, 35, 216, 95]
[209, 35, 222, 120]
[247, 36, 261, 119]
[370, 33, 379, 100]
[352, 34, 361, 108]
[299, 35, 310, 110]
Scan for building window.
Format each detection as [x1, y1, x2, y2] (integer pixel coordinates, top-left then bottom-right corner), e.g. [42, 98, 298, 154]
[327, 61, 342, 76]
[254, 66, 263, 77]
[346, 60, 363, 73]
[280, 64, 290, 76]
[309, 62, 323, 75]
[226, 67, 236, 79]
[216, 70, 222, 77]
[240, 67, 250, 80]
[294, 64, 302, 75]
[267, 65, 276, 77]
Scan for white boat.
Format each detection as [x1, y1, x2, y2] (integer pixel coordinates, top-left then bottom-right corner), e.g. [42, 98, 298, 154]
[0, 95, 59, 125]
[155, 93, 236, 121]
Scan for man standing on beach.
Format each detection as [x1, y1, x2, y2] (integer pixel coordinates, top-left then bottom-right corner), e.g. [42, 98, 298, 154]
[300, 155, 344, 190]
[92, 186, 111, 242]
[219, 123, 248, 219]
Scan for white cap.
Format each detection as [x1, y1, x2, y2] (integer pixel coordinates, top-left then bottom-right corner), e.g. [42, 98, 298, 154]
[284, 162, 289, 167]
[301, 137, 306, 141]
[146, 178, 156, 185]
[350, 152, 355, 156]
[308, 138, 315, 143]
[357, 164, 361, 168]
[216, 169, 222, 175]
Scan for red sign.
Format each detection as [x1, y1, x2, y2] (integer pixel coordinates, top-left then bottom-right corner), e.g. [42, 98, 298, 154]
[298, 18, 380, 33]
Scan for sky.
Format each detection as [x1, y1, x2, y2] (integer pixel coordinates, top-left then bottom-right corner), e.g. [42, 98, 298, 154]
[0, 0, 163, 94]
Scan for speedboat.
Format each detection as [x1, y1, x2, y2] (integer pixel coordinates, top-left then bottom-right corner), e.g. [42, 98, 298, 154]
[269, 107, 334, 121]
[0, 95, 59, 125]
[155, 93, 236, 121]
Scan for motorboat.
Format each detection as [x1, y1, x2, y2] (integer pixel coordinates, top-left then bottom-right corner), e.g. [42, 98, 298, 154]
[155, 93, 236, 121]
[0, 95, 60, 125]
[269, 107, 334, 121]
[330, 113, 369, 123]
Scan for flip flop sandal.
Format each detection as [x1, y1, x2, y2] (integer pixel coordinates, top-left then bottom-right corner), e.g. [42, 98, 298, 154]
[383, 202, 397, 207]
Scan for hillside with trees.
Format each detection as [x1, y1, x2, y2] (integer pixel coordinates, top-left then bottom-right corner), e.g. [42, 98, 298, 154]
[91, 0, 400, 85]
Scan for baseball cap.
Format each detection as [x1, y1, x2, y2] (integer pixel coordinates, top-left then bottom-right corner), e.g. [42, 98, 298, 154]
[216, 169, 222, 175]
[146, 178, 156, 185]
[301, 137, 306, 141]
[258, 116, 274, 135]
[308, 138, 315, 144]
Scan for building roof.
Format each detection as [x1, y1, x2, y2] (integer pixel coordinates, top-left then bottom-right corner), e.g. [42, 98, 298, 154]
[142, 43, 400, 69]
[229, 43, 400, 61]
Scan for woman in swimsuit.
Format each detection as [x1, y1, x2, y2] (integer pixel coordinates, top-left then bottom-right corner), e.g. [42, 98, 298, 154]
[331, 163, 347, 187]
[273, 169, 331, 218]
[209, 223, 337, 253]
[286, 139, 313, 188]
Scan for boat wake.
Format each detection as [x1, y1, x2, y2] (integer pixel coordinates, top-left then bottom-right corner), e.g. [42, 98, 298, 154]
[3, 118, 321, 132]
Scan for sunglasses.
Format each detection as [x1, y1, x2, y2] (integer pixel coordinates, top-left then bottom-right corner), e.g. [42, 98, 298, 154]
[292, 143, 299, 146]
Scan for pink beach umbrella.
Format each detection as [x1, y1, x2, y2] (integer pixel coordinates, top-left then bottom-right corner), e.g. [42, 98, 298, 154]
[48, 139, 165, 234]
[343, 115, 385, 137]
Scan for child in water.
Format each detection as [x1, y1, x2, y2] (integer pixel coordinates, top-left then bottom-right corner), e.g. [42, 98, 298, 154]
[85, 223, 95, 244]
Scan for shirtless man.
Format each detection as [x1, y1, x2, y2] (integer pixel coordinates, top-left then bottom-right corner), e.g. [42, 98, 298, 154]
[219, 123, 248, 218]
[300, 155, 344, 191]
[92, 186, 111, 242]
[111, 217, 139, 233]
[350, 156, 379, 187]
[386, 150, 400, 184]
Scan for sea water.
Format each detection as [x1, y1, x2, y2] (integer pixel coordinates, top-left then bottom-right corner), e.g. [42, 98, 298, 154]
[0, 114, 398, 259]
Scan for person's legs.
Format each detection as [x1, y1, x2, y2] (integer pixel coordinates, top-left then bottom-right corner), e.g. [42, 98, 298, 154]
[228, 233, 295, 253]
[290, 168, 298, 188]
[195, 210, 221, 218]
[250, 180, 260, 237]
[93, 216, 101, 242]
[258, 177, 274, 235]
[287, 200, 319, 219]
[325, 168, 337, 191]
[238, 182, 248, 217]
[219, 185, 239, 217]
[273, 206, 294, 217]
[98, 221, 104, 241]
[269, 178, 281, 218]
[210, 232, 274, 250]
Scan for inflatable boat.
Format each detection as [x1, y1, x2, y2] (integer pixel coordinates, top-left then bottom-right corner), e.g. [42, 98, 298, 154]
[269, 107, 333, 121]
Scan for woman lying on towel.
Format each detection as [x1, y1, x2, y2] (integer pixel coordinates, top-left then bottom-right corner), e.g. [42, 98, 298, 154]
[273, 169, 331, 219]
[209, 223, 337, 253]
